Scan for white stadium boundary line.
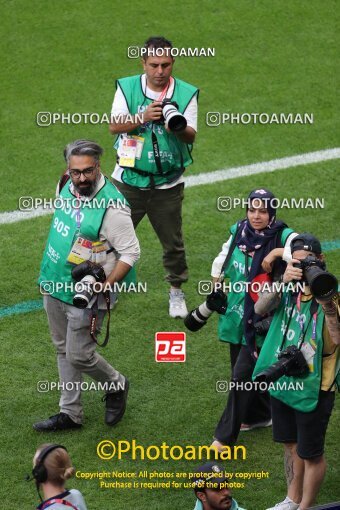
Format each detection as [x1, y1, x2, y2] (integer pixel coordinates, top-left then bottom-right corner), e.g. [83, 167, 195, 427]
[1, 147, 339, 225]
[185, 147, 340, 187]
[0, 206, 51, 225]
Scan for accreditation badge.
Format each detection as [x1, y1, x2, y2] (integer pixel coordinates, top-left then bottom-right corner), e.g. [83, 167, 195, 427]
[91, 241, 107, 264]
[67, 236, 93, 265]
[133, 135, 145, 159]
[300, 340, 316, 372]
[120, 136, 138, 167]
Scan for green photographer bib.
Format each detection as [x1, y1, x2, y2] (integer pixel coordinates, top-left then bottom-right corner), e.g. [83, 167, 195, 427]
[114, 75, 198, 188]
[38, 178, 125, 305]
[218, 224, 293, 347]
[253, 291, 325, 412]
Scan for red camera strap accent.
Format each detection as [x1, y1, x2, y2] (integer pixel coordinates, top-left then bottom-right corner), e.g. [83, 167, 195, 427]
[90, 291, 111, 348]
[157, 76, 173, 101]
[40, 498, 79, 510]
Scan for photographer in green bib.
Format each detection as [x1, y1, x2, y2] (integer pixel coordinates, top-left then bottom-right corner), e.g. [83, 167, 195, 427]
[35, 140, 140, 432]
[252, 233, 340, 510]
[186, 189, 297, 449]
[109, 36, 198, 319]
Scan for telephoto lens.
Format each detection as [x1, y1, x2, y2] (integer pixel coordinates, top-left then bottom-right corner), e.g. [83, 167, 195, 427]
[304, 266, 338, 301]
[184, 302, 214, 331]
[71, 260, 106, 308]
[73, 275, 96, 308]
[184, 289, 227, 332]
[254, 345, 309, 384]
[162, 100, 187, 132]
[293, 256, 338, 301]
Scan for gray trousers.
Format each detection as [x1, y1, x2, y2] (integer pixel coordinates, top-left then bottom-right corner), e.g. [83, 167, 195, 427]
[43, 295, 124, 423]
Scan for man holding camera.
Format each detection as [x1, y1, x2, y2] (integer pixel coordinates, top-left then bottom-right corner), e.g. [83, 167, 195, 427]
[109, 36, 198, 318]
[34, 140, 140, 431]
[253, 233, 340, 510]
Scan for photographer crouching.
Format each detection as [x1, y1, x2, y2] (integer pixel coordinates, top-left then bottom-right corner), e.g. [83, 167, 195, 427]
[34, 140, 140, 432]
[253, 233, 340, 510]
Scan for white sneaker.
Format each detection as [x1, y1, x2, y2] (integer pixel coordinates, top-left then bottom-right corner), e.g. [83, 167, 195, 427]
[266, 496, 300, 510]
[169, 289, 188, 318]
[240, 419, 272, 432]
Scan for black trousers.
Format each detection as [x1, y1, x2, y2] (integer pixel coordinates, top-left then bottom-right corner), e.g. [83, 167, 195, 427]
[214, 344, 271, 445]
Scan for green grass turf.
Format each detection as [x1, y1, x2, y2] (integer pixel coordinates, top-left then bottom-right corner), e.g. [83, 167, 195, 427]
[0, 163, 339, 509]
[0, 0, 338, 211]
[0, 0, 339, 508]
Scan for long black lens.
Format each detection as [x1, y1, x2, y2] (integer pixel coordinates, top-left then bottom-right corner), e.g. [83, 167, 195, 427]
[168, 114, 187, 132]
[162, 103, 187, 132]
[184, 302, 213, 332]
[305, 266, 338, 300]
[254, 360, 287, 384]
[184, 310, 207, 331]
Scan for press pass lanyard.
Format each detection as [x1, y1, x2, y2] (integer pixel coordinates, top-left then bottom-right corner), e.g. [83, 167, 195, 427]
[157, 76, 173, 101]
[75, 192, 81, 232]
[296, 292, 318, 344]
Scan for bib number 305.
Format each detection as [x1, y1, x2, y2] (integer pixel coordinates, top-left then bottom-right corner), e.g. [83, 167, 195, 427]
[53, 217, 70, 237]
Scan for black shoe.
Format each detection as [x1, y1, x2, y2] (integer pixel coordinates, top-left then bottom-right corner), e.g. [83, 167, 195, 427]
[33, 412, 82, 432]
[102, 378, 129, 426]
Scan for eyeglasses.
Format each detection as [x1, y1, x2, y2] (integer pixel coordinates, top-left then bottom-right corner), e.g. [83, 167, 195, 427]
[69, 165, 98, 178]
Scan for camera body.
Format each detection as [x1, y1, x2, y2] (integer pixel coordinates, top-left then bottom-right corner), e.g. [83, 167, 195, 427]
[294, 255, 325, 272]
[71, 260, 106, 308]
[184, 289, 227, 332]
[293, 255, 338, 301]
[254, 316, 273, 336]
[158, 100, 187, 132]
[254, 345, 309, 384]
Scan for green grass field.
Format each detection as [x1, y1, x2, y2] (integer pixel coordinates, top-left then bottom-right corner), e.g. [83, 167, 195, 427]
[0, 1, 339, 509]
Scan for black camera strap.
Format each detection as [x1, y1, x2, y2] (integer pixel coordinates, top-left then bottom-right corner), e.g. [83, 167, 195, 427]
[89, 291, 111, 347]
[279, 294, 318, 351]
[219, 222, 241, 279]
[151, 129, 164, 176]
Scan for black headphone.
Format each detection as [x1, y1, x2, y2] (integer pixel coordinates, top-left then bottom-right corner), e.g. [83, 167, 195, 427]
[32, 444, 68, 485]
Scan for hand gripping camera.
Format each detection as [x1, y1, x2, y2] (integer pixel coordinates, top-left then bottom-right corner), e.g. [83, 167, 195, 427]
[71, 260, 106, 308]
[254, 345, 309, 384]
[160, 100, 187, 132]
[184, 289, 227, 332]
[293, 255, 338, 301]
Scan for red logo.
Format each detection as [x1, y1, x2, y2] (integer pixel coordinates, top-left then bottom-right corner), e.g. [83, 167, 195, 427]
[155, 332, 186, 362]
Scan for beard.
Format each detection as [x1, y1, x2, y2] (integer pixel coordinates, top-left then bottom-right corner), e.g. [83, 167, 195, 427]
[73, 179, 97, 197]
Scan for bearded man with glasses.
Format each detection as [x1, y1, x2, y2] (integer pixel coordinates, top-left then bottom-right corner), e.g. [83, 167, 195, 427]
[34, 139, 140, 432]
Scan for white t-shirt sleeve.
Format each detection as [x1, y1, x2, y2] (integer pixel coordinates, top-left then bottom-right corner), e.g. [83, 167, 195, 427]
[100, 206, 140, 267]
[282, 232, 299, 262]
[111, 85, 129, 116]
[211, 235, 232, 278]
[183, 93, 198, 132]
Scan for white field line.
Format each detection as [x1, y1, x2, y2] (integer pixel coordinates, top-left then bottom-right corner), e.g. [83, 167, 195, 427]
[0, 207, 52, 225]
[1, 148, 339, 225]
[185, 148, 340, 187]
